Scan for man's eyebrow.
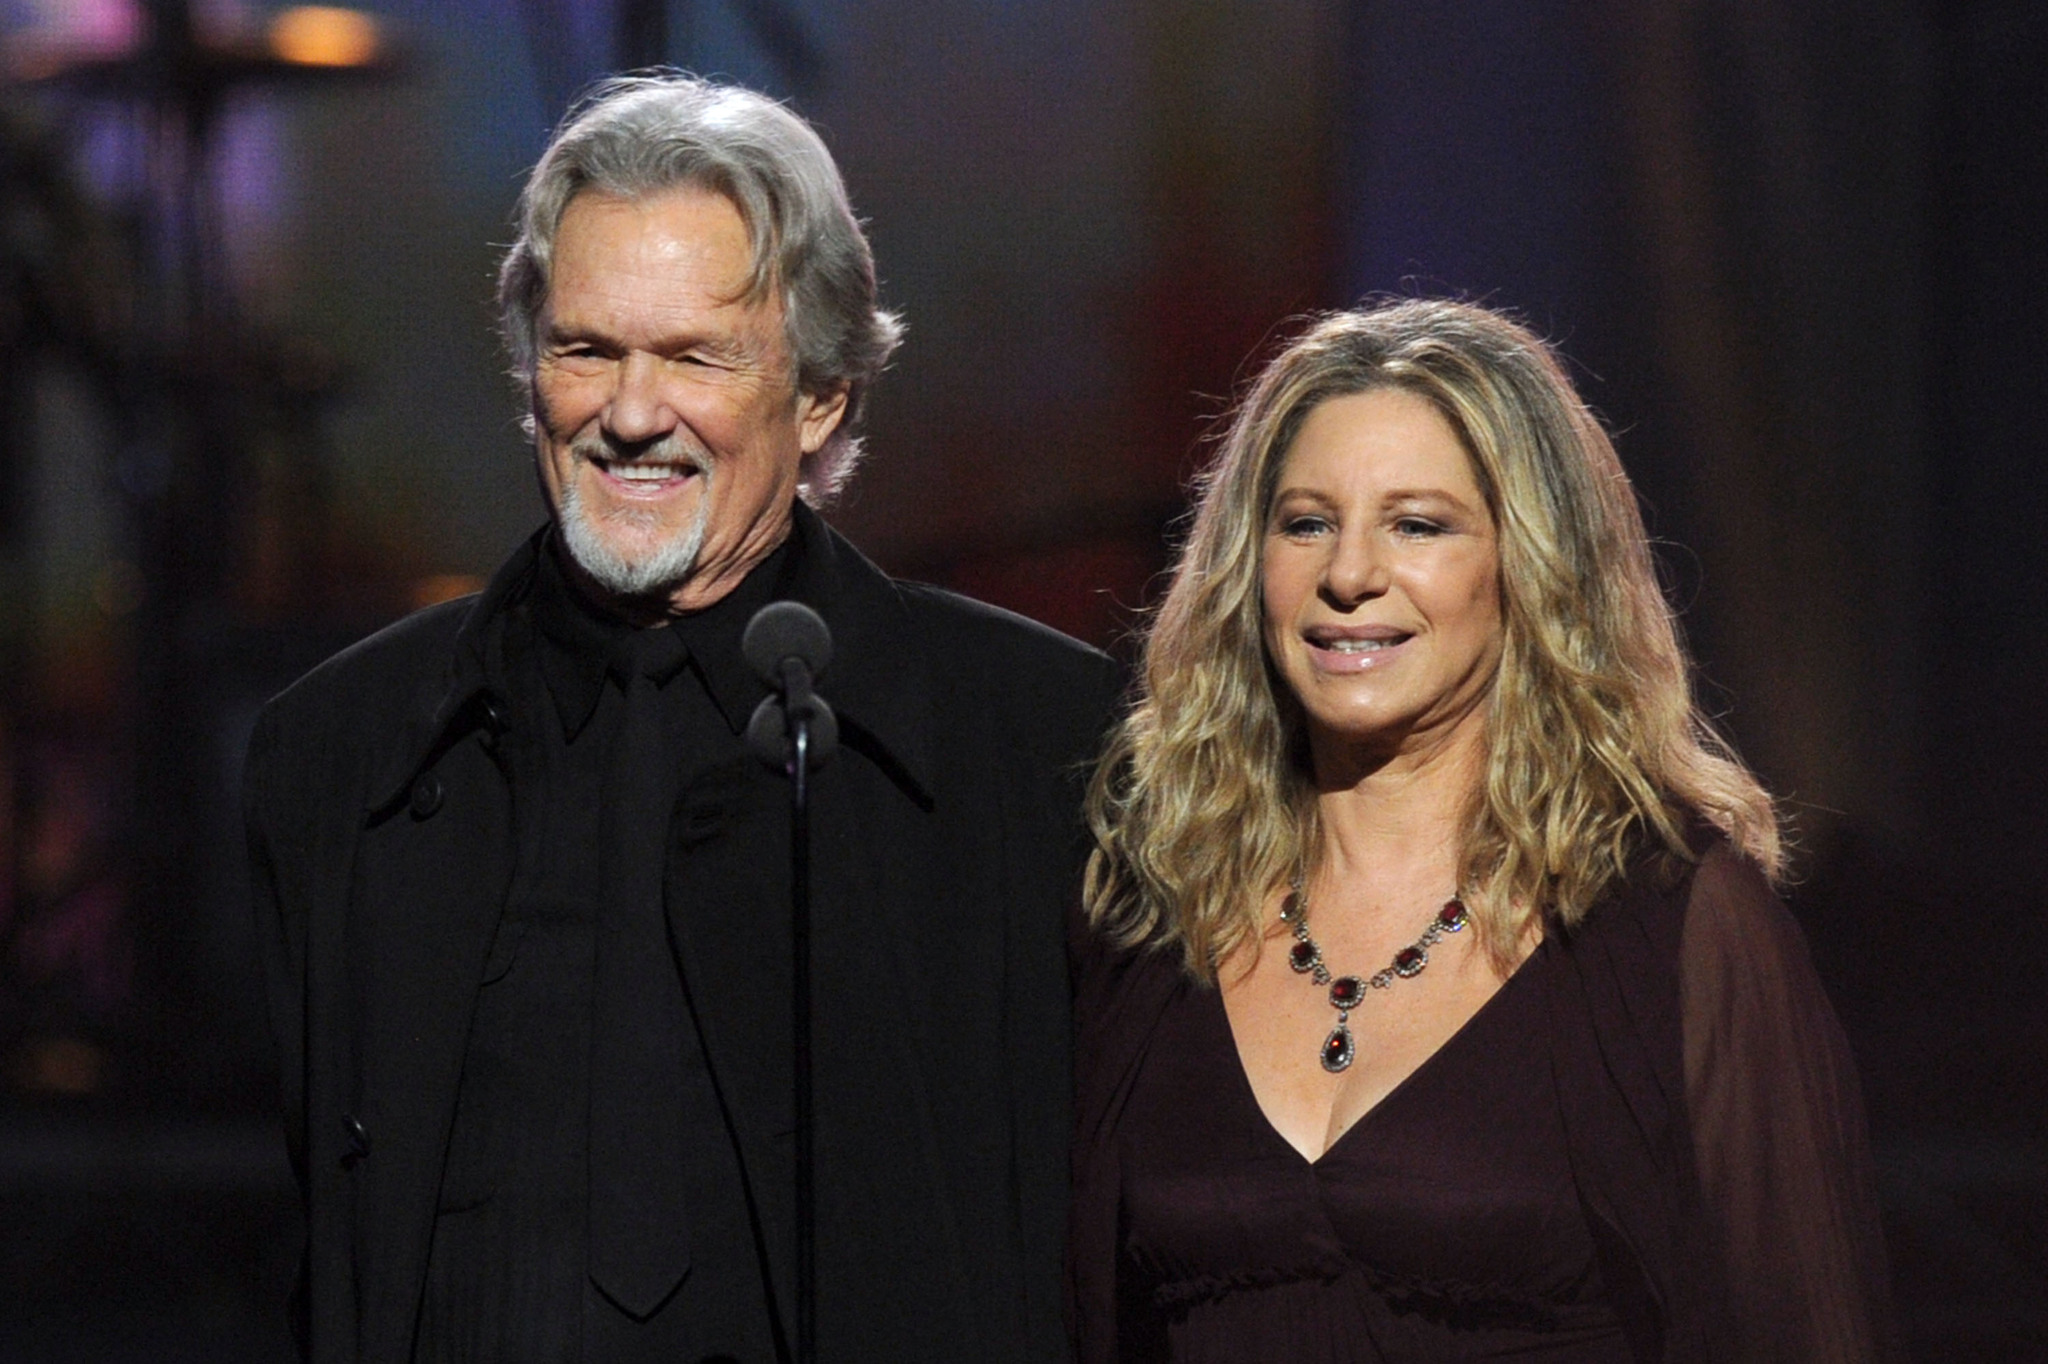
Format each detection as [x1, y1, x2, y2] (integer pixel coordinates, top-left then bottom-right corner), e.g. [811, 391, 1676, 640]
[542, 321, 609, 347]
[542, 323, 757, 364]
[668, 333, 754, 363]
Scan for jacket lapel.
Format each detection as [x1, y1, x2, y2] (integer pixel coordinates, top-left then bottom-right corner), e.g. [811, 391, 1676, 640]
[658, 505, 944, 1344]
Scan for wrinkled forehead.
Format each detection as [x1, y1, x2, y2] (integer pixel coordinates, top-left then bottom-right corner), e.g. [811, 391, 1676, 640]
[557, 177, 777, 306]
[541, 185, 780, 334]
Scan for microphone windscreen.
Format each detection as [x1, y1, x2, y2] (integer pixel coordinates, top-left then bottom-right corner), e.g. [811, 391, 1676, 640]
[743, 600, 833, 683]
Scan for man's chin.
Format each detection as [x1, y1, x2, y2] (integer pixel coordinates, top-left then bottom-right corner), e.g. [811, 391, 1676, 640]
[556, 527, 701, 605]
[551, 471, 714, 610]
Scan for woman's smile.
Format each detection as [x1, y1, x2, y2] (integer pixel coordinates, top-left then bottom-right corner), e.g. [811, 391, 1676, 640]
[1301, 624, 1415, 673]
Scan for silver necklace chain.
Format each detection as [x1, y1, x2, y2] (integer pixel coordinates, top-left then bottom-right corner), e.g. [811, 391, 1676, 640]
[1280, 884, 1469, 1073]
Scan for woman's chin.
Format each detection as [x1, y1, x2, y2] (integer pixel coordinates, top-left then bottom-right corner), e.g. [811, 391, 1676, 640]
[1301, 701, 1490, 782]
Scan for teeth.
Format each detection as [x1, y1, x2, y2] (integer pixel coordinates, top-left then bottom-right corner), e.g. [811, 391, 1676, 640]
[1321, 638, 1394, 652]
[607, 463, 689, 481]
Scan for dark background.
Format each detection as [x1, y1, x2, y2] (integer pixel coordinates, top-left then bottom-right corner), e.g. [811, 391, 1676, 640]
[1, 0, 2042, 1358]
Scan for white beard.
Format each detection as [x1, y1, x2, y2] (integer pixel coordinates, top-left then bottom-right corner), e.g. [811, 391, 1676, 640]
[554, 453, 714, 600]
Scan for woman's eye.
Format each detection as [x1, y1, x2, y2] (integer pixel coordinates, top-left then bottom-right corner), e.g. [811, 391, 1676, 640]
[1394, 516, 1443, 537]
[1280, 515, 1330, 537]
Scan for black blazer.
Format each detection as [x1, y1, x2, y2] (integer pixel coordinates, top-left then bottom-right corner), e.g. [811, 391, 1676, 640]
[247, 503, 1121, 1362]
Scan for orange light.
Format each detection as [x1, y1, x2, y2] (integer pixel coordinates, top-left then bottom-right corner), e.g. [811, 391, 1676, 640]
[268, 6, 381, 68]
[412, 573, 487, 610]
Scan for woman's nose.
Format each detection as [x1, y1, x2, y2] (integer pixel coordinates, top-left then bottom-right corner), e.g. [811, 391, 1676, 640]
[1320, 529, 1388, 606]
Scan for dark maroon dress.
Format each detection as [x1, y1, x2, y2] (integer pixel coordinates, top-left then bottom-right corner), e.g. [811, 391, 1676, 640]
[1069, 842, 1903, 1363]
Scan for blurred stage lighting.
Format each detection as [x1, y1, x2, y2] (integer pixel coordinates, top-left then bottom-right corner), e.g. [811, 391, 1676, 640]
[268, 6, 383, 70]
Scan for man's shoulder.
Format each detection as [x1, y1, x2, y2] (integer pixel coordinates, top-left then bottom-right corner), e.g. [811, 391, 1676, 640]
[803, 502, 1119, 710]
[253, 595, 475, 759]
[886, 579, 1123, 756]
[890, 581, 1117, 699]
[278, 594, 471, 705]
[891, 580, 1109, 675]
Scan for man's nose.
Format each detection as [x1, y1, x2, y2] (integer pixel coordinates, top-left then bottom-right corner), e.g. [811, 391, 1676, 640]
[602, 353, 679, 446]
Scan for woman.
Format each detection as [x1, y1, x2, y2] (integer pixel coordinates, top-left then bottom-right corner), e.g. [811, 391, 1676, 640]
[1070, 300, 1898, 1362]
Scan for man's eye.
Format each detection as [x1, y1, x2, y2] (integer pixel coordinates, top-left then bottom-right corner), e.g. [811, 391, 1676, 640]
[675, 350, 745, 372]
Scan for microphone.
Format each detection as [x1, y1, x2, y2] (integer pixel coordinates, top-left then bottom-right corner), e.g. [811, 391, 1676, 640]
[743, 600, 839, 771]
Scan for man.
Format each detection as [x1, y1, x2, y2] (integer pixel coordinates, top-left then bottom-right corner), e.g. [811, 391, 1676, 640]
[246, 74, 1118, 1362]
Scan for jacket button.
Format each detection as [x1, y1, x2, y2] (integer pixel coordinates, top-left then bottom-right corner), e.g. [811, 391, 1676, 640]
[342, 1114, 371, 1165]
[409, 772, 444, 820]
[480, 694, 511, 734]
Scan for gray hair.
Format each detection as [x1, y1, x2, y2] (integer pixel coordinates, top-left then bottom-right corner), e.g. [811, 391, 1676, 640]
[498, 72, 904, 500]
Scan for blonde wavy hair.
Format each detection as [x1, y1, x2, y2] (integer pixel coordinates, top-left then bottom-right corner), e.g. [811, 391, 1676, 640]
[1085, 300, 1782, 979]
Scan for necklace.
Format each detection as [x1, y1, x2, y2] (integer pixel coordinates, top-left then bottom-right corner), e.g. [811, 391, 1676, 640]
[1280, 884, 1469, 1073]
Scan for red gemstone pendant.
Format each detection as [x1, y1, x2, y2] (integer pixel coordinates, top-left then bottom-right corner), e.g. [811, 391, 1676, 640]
[1281, 883, 1463, 1077]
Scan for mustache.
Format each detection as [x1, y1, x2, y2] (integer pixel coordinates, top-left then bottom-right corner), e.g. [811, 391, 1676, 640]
[569, 430, 716, 471]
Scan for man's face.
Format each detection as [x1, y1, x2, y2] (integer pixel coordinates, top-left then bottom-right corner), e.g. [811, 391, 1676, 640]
[532, 186, 847, 616]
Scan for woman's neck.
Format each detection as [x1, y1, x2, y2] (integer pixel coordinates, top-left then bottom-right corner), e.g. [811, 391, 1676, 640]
[1310, 715, 1485, 889]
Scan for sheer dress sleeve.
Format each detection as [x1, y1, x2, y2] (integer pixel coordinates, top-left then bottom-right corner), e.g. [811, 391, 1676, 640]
[1678, 846, 1903, 1362]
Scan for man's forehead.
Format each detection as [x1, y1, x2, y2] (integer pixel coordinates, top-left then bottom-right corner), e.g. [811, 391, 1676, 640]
[554, 185, 766, 292]
[538, 188, 787, 364]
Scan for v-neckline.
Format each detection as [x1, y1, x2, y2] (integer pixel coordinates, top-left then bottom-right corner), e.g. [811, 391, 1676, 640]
[1212, 940, 1545, 1169]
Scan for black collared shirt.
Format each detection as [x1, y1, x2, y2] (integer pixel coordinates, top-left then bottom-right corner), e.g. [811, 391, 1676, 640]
[417, 530, 797, 1362]
[528, 534, 796, 745]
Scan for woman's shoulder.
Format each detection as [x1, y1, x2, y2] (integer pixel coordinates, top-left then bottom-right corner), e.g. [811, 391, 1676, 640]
[1539, 828, 1813, 1071]
[1679, 836, 1809, 966]
[1594, 829, 1821, 1011]
[1552, 840, 1899, 1362]
[1071, 917, 1190, 1036]
[1559, 827, 1847, 1091]
[1563, 827, 1792, 962]
[1671, 835, 1851, 1070]
[1070, 917, 1198, 1103]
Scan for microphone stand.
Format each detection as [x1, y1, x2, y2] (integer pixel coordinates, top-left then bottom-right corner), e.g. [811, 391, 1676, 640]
[783, 656, 818, 1364]
[744, 604, 837, 1364]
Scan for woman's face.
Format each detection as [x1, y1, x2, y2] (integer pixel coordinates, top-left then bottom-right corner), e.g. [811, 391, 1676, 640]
[1260, 388, 1503, 768]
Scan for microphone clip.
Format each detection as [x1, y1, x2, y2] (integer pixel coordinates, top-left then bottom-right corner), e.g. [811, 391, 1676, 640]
[743, 601, 839, 774]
